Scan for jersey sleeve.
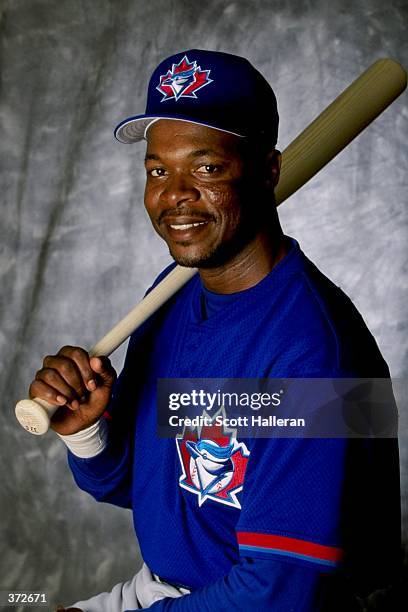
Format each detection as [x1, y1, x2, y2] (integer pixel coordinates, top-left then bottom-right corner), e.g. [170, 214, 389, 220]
[236, 437, 346, 568]
[230, 377, 349, 572]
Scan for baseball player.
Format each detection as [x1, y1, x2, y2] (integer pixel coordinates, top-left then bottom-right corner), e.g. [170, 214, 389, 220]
[29, 50, 401, 611]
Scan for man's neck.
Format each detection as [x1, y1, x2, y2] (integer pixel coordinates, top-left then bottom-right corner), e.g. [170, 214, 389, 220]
[198, 231, 288, 294]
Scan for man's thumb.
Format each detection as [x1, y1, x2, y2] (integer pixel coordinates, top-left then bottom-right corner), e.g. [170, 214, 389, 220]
[90, 356, 117, 387]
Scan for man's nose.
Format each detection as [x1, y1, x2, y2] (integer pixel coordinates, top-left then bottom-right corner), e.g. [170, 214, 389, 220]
[160, 172, 200, 206]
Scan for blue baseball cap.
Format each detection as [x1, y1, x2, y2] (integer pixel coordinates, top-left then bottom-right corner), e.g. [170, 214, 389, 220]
[114, 49, 279, 145]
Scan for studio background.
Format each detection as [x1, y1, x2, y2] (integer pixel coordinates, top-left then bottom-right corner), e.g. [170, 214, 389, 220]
[1, 0, 407, 609]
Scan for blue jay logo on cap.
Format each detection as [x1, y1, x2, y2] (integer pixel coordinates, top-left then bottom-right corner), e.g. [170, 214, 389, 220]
[156, 55, 213, 102]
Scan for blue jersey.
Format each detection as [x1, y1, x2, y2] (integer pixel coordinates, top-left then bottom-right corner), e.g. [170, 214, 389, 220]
[68, 238, 400, 611]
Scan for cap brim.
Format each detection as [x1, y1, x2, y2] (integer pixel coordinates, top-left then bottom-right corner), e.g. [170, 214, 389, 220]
[114, 114, 245, 144]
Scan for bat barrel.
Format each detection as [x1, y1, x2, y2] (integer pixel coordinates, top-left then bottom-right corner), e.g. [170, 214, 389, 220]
[275, 58, 407, 205]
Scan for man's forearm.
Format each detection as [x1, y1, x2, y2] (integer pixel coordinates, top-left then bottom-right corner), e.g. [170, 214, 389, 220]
[144, 558, 358, 612]
[66, 419, 133, 509]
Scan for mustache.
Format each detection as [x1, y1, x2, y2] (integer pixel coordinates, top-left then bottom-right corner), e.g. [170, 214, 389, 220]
[158, 209, 215, 224]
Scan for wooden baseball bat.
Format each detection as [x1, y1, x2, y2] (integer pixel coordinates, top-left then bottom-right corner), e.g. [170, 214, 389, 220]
[15, 57, 407, 435]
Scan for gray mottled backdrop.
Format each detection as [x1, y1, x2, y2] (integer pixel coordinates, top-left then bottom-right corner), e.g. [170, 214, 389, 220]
[1, 0, 407, 609]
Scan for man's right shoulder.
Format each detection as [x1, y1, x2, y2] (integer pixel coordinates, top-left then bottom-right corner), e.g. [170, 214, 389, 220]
[144, 261, 178, 297]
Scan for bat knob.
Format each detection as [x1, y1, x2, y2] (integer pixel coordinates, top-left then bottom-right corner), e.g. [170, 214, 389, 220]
[15, 398, 55, 435]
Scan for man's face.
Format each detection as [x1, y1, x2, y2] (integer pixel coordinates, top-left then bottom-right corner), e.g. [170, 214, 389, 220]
[144, 119, 277, 268]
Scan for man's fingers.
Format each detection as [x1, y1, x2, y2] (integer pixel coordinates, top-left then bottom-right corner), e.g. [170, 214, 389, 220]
[29, 378, 71, 407]
[37, 360, 88, 407]
[42, 354, 88, 399]
[57, 346, 97, 392]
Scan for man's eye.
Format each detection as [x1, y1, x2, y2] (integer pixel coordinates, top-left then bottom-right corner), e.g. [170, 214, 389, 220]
[148, 167, 167, 177]
[196, 164, 220, 175]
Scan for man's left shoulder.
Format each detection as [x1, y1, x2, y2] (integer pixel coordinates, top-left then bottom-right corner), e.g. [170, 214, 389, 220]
[292, 255, 389, 376]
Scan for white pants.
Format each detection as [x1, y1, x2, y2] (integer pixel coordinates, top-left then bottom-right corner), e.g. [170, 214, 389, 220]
[70, 563, 190, 611]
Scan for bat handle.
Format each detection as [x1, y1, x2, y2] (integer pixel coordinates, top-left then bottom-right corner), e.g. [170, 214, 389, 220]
[15, 398, 58, 435]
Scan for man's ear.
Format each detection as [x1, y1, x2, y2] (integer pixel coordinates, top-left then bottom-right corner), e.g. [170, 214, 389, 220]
[265, 149, 282, 188]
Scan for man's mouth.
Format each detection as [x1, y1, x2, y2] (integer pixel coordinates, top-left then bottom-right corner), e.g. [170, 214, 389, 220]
[160, 215, 214, 241]
[169, 221, 208, 230]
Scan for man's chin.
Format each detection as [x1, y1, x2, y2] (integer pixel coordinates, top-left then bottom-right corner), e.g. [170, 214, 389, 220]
[169, 243, 239, 269]
[170, 252, 216, 269]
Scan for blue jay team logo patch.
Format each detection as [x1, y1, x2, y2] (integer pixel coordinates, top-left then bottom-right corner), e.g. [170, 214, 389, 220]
[156, 55, 213, 101]
[176, 408, 250, 509]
